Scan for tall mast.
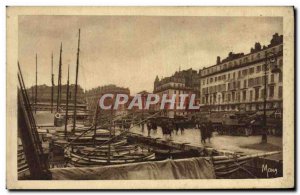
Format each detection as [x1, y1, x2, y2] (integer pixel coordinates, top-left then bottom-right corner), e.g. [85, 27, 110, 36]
[35, 53, 37, 113]
[51, 53, 54, 113]
[72, 29, 80, 132]
[64, 65, 70, 138]
[108, 100, 113, 164]
[93, 102, 99, 146]
[56, 43, 62, 112]
[31, 84, 34, 104]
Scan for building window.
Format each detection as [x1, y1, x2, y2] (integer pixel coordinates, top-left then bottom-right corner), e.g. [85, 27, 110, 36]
[271, 74, 274, 83]
[257, 53, 261, 59]
[256, 66, 261, 73]
[261, 89, 265, 98]
[279, 73, 283, 82]
[238, 71, 241, 78]
[269, 85, 274, 98]
[249, 67, 254, 74]
[279, 86, 283, 98]
[255, 88, 259, 101]
[242, 69, 248, 76]
[233, 72, 236, 79]
[250, 91, 253, 101]
[228, 73, 231, 79]
[243, 90, 246, 101]
[244, 80, 247, 88]
[248, 78, 254, 87]
[232, 92, 235, 101]
[264, 64, 271, 71]
[262, 75, 268, 85]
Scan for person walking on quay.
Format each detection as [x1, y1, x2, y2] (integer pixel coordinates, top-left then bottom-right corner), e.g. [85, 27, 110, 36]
[200, 123, 206, 144]
[179, 121, 185, 135]
[180, 126, 185, 134]
[146, 120, 152, 137]
[174, 122, 179, 135]
[206, 121, 213, 143]
[162, 121, 172, 139]
[167, 121, 174, 138]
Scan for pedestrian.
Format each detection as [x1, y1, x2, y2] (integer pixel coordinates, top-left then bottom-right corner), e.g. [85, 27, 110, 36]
[206, 121, 213, 143]
[179, 121, 185, 134]
[146, 121, 152, 137]
[180, 125, 184, 134]
[200, 123, 206, 144]
[174, 122, 179, 135]
[152, 121, 158, 133]
[161, 122, 167, 138]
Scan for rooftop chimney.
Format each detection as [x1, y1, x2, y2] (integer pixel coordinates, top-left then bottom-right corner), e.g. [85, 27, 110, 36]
[217, 56, 221, 64]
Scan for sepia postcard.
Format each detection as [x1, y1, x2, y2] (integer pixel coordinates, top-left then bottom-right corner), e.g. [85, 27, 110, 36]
[6, 6, 295, 189]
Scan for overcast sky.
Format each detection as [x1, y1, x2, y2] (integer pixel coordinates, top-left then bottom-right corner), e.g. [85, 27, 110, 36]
[18, 16, 282, 94]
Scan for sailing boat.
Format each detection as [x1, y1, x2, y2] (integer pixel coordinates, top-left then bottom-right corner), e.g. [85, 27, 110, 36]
[66, 109, 156, 167]
[50, 29, 155, 167]
[66, 99, 155, 166]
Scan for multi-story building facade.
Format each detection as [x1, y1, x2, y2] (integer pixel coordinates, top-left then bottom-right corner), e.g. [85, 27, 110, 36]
[85, 84, 130, 117]
[26, 84, 87, 114]
[199, 33, 283, 113]
[27, 84, 86, 105]
[153, 68, 200, 117]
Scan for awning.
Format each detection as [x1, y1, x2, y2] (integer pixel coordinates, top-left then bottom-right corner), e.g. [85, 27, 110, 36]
[255, 110, 275, 116]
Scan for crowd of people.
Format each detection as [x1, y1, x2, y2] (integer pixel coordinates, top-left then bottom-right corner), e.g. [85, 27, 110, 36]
[145, 120, 186, 138]
[144, 119, 214, 145]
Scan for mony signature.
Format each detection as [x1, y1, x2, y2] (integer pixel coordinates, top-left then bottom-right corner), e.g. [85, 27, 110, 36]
[262, 164, 278, 178]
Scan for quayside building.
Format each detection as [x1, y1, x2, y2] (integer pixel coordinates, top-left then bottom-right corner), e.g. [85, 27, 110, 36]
[199, 33, 283, 114]
[153, 68, 201, 118]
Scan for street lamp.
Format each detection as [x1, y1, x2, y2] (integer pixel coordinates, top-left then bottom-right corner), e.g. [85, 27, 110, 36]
[261, 51, 282, 143]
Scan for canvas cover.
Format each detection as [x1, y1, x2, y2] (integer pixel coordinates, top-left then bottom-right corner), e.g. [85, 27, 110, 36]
[51, 157, 216, 180]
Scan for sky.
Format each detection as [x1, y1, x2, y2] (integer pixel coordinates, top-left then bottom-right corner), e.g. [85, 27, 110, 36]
[18, 16, 282, 94]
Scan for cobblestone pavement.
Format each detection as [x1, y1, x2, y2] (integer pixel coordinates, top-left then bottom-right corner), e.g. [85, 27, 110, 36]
[130, 125, 282, 157]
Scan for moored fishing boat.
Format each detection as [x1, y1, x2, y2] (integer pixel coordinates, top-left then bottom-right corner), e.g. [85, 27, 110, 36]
[65, 133, 156, 167]
[68, 150, 155, 167]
